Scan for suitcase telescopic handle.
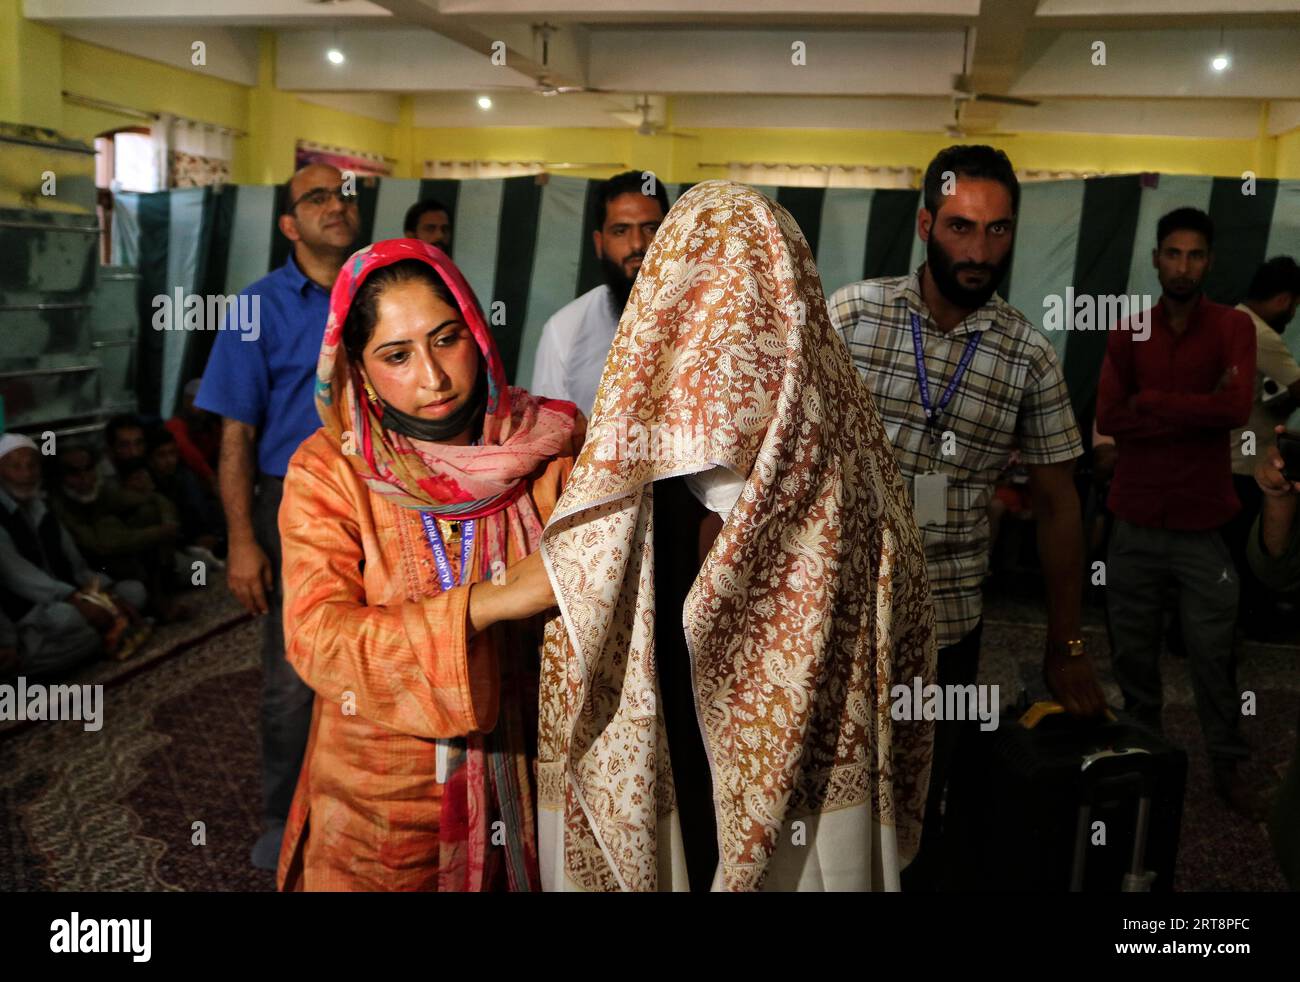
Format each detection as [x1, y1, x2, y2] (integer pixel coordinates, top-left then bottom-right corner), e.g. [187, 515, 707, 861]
[1080, 746, 1152, 772]
[1070, 794, 1159, 892]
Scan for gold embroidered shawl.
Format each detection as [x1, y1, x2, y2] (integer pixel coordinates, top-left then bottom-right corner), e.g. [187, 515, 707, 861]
[538, 180, 937, 891]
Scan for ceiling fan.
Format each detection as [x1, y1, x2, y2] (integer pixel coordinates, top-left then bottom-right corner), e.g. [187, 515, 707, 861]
[477, 23, 613, 96]
[606, 96, 697, 138]
[946, 101, 966, 139]
[631, 97, 663, 136]
[950, 27, 1040, 109]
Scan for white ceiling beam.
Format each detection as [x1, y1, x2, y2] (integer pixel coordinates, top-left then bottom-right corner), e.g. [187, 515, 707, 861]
[412, 90, 639, 127]
[1269, 100, 1300, 135]
[997, 97, 1265, 138]
[668, 93, 1264, 138]
[433, 0, 978, 24]
[1040, 0, 1300, 11]
[24, 0, 395, 27]
[1034, 0, 1300, 28]
[275, 28, 537, 91]
[1013, 28, 1300, 99]
[588, 29, 964, 96]
[369, 0, 590, 88]
[54, 22, 261, 86]
[294, 91, 404, 124]
[959, 0, 1041, 132]
[673, 95, 956, 131]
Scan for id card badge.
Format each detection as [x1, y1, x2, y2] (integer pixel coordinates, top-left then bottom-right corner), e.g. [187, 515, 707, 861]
[913, 470, 948, 527]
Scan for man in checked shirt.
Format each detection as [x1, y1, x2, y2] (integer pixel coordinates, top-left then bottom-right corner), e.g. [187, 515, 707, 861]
[828, 145, 1106, 890]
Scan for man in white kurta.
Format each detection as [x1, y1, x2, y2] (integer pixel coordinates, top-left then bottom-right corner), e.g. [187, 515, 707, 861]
[530, 171, 668, 415]
[530, 284, 621, 418]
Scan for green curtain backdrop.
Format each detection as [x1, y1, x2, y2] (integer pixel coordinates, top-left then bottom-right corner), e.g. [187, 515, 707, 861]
[115, 172, 1300, 433]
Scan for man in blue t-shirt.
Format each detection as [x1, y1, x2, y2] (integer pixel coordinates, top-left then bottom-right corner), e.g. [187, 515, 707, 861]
[196, 163, 359, 869]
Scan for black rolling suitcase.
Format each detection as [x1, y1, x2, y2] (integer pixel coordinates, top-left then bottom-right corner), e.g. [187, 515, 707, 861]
[943, 697, 1187, 892]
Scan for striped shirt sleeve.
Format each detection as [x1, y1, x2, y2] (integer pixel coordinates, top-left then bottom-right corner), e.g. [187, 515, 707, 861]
[1015, 340, 1083, 465]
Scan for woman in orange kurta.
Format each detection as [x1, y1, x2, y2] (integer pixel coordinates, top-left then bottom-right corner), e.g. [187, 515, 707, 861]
[276, 239, 579, 891]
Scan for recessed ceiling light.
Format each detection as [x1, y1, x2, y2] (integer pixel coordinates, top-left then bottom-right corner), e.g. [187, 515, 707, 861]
[327, 48, 345, 65]
[477, 96, 493, 110]
[1211, 53, 1229, 71]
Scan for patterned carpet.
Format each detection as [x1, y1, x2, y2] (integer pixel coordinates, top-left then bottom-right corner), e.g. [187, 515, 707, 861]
[0, 573, 274, 892]
[0, 575, 250, 739]
[0, 573, 1294, 891]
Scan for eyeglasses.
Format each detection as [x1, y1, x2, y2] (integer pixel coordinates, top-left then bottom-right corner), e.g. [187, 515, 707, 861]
[286, 187, 358, 212]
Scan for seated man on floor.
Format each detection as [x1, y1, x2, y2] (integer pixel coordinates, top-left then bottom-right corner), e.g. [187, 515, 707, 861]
[50, 441, 183, 622]
[0, 434, 149, 676]
[99, 413, 148, 485]
[146, 425, 225, 569]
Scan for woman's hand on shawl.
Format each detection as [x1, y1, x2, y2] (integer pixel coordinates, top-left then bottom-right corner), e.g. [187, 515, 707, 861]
[467, 550, 556, 635]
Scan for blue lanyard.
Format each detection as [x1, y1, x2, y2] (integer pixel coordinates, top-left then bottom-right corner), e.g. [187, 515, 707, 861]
[421, 514, 476, 787]
[910, 312, 982, 428]
[418, 513, 477, 591]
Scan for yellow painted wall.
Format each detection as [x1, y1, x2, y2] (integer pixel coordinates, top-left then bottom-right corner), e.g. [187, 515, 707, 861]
[245, 34, 403, 184]
[61, 34, 403, 184]
[0, 0, 63, 128]
[989, 132, 1260, 180]
[6, 18, 406, 184]
[60, 38, 252, 175]
[5, 0, 1299, 187]
[1277, 129, 1300, 179]
[287, 100, 400, 175]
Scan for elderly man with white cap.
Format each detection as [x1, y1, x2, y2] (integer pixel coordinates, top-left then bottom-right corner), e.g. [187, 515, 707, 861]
[0, 433, 148, 676]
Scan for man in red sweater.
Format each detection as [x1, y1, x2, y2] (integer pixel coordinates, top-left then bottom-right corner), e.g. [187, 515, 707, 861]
[164, 379, 221, 489]
[1096, 206, 1262, 818]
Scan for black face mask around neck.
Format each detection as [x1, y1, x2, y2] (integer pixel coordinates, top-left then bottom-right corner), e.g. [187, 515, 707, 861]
[374, 367, 488, 443]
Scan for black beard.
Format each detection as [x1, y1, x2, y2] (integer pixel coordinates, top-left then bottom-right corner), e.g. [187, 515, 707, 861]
[601, 255, 640, 311]
[926, 236, 1011, 310]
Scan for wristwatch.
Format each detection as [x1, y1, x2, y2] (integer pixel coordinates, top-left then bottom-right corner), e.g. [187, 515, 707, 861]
[1050, 638, 1087, 658]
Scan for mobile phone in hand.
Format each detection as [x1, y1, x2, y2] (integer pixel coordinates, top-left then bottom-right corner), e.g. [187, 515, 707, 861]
[1277, 432, 1300, 481]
